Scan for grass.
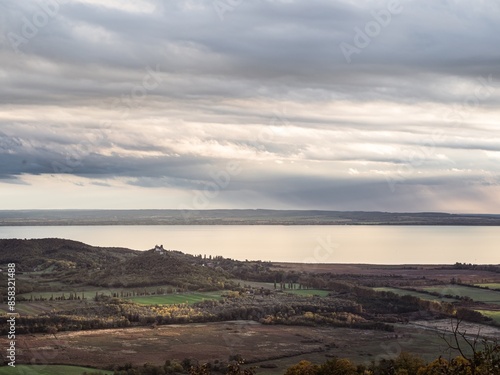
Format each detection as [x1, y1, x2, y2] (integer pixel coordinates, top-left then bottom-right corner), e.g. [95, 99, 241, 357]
[12, 321, 459, 371]
[284, 289, 330, 297]
[476, 309, 500, 324]
[232, 279, 330, 297]
[373, 287, 457, 302]
[2, 291, 223, 315]
[126, 291, 223, 305]
[232, 279, 275, 289]
[0, 299, 90, 316]
[17, 283, 179, 300]
[0, 365, 112, 375]
[421, 285, 500, 305]
[256, 325, 453, 375]
[126, 288, 329, 305]
[475, 283, 500, 290]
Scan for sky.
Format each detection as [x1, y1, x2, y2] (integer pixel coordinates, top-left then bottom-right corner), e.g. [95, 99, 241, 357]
[0, 0, 499, 212]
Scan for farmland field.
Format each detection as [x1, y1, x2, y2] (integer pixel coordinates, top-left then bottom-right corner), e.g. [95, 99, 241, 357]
[421, 285, 500, 305]
[125, 291, 223, 305]
[476, 310, 500, 324]
[475, 283, 500, 290]
[233, 280, 274, 289]
[17, 283, 179, 300]
[410, 319, 500, 339]
[373, 287, 457, 302]
[0, 299, 93, 316]
[0, 365, 112, 375]
[234, 279, 330, 297]
[0, 321, 466, 372]
[284, 289, 330, 297]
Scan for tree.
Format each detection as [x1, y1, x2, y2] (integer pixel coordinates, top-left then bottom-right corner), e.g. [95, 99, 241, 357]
[317, 358, 357, 375]
[394, 352, 425, 375]
[46, 325, 58, 338]
[434, 317, 500, 375]
[284, 360, 319, 375]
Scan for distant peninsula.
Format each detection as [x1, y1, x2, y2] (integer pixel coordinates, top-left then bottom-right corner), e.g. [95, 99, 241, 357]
[1, 209, 500, 226]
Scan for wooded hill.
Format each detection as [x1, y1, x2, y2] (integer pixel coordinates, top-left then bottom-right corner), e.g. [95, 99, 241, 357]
[93, 249, 230, 290]
[0, 238, 230, 290]
[0, 238, 137, 271]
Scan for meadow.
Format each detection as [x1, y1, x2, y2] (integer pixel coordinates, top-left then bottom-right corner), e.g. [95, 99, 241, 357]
[475, 310, 500, 324]
[284, 289, 331, 297]
[17, 283, 179, 300]
[123, 289, 330, 305]
[475, 283, 500, 290]
[2, 321, 463, 373]
[125, 291, 224, 305]
[234, 280, 330, 297]
[373, 287, 457, 302]
[421, 285, 500, 305]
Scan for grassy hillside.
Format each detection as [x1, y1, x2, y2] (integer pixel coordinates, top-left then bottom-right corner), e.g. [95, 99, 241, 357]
[93, 249, 230, 289]
[421, 285, 500, 305]
[0, 238, 137, 271]
[475, 309, 500, 324]
[373, 287, 458, 302]
[0, 239, 230, 291]
[127, 291, 223, 305]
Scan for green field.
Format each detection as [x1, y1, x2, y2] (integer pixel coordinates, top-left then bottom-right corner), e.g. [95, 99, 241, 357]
[18, 283, 179, 300]
[0, 299, 90, 316]
[421, 285, 500, 305]
[126, 291, 223, 305]
[373, 287, 457, 302]
[284, 289, 330, 297]
[233, 279, 329, 296]
[0, 365, 112, 375]
[476, 310, 500, 324]
[233, 279, 274, 289]
[475, 283, 500, 290]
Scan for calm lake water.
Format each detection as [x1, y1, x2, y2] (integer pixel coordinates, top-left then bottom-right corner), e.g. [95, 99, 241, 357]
[0, 225, 498, 264]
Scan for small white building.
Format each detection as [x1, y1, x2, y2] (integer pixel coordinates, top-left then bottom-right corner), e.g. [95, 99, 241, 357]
[154, 244, 165, 255]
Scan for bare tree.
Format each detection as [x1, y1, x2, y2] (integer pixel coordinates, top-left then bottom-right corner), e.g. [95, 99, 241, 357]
[439, 317, 500, 375]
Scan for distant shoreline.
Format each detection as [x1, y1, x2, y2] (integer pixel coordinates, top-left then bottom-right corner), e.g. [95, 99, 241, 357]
[1, 209, 500, 226]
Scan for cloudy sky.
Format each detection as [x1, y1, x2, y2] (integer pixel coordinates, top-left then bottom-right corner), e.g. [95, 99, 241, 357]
[0, 0, 499, 212]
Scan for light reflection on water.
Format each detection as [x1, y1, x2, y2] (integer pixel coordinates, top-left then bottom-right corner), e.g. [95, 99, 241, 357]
[0, 225, 498, 264]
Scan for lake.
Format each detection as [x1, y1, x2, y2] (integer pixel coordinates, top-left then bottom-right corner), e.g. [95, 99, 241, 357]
[0, 225, 498, 264]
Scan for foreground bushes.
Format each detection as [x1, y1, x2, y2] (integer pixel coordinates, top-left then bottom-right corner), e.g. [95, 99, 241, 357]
[106, 344, 500, 375]
[283, 344, 500, 375]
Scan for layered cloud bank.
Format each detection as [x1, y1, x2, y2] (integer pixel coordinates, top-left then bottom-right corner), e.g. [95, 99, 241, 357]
[0, 0, 499, 211]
